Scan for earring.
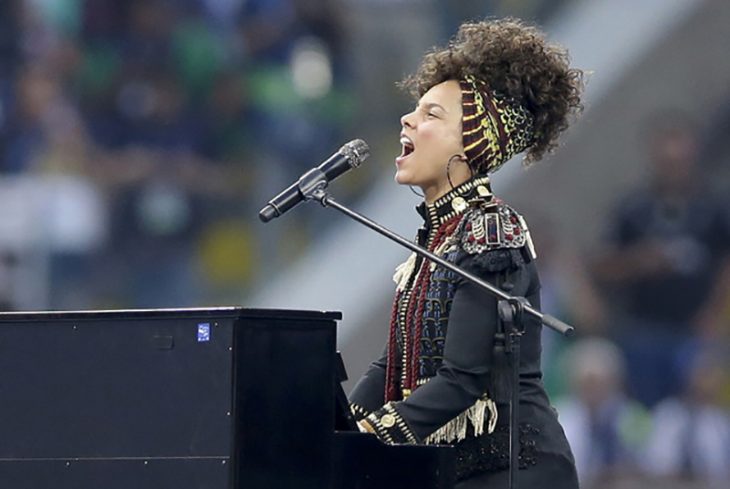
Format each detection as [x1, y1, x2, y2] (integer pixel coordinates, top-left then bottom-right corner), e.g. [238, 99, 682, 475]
[446, 154, 467, 190]
[446, 159, 455, 190]
[409, 186, 424, 197]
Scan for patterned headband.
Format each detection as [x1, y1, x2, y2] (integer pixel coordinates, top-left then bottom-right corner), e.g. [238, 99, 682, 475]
[460, 75, 535, 174]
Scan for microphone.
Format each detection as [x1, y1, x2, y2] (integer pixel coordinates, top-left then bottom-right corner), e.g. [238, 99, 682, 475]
[258, 139, 370, 223]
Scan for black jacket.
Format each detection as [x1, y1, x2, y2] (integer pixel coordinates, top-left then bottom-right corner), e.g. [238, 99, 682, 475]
[348, 176, 576, 482]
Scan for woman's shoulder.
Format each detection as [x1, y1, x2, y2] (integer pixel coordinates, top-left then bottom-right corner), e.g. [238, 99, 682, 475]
[451, 200, 536, 259]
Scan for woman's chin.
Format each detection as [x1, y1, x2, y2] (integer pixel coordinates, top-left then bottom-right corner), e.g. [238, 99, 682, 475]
[394, 170, 410, 185]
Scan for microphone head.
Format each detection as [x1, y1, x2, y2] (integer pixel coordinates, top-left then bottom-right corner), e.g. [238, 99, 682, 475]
[339, 139, 370, 168]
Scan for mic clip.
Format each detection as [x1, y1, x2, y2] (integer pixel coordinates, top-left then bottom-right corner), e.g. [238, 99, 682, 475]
[297, 168, 329, 204]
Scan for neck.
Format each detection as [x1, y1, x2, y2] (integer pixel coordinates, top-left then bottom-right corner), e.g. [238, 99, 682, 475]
[421, 175, 471, 205]
[416, 175, 493, 231]
[422, 184, 450, 205]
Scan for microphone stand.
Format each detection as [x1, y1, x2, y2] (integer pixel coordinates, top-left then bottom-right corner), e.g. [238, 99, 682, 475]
[296, 173, 575, 489]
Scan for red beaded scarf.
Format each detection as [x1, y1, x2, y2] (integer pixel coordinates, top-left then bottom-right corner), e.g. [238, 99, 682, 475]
[384, 214, 463, 402]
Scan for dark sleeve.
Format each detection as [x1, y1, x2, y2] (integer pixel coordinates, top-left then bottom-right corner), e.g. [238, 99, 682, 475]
[347, 342, 388, 420]
[610, 203, 636, 245]
[711, 197, 730, 254]
[364, 249, 531, 443]
[609, 195, 648, 246]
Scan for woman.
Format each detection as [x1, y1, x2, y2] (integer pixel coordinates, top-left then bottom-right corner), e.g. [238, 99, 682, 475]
[348, 18, 583, 488]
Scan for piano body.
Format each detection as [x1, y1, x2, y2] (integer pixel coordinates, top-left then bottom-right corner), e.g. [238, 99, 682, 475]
[0, 307, 454, 488]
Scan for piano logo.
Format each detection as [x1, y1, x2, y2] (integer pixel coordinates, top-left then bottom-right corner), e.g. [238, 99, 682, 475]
[197, 323, 211, 342]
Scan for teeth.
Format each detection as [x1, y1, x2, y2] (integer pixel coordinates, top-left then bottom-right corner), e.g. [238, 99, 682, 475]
[400, 137, 413, 146]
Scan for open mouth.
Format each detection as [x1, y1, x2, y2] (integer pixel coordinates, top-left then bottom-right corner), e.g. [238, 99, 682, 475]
[398, 136, 415, 160]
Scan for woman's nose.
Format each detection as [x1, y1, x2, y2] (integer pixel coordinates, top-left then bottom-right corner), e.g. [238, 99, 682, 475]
[401, 111, 415, 129]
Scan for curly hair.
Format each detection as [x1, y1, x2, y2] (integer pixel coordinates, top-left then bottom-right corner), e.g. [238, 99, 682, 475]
[401, 18, 584, 164]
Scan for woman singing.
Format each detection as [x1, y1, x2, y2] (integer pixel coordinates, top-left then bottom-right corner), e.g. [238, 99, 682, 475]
[348, 18, 583, 488]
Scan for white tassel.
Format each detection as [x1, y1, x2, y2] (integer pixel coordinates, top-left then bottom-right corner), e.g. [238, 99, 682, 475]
[393, 253, 417, 292]
[424, 397, 498, 445]
[519, 213, 538, 260]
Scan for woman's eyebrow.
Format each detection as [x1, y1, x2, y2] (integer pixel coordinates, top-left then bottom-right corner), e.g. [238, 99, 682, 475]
[418, 102, 447, 113]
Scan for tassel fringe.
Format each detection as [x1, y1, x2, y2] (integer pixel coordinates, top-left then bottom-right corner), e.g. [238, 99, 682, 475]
[393, 253, 418, 292]
[424, 397, 498, 445]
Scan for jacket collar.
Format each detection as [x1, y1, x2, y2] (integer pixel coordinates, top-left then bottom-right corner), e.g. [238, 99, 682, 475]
[416, 175, 494, 231]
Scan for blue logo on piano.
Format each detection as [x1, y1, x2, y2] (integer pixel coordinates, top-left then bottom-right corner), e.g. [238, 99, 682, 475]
[197, 323, 211, 342]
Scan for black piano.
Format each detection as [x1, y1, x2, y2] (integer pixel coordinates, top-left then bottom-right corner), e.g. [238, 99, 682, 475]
[0, 308, 454, 488]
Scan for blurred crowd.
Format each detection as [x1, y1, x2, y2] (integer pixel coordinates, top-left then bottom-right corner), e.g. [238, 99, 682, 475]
[0, 2, 728, 489]
[540, 114, 730, 488]
[0, 0, 577, 311]
[0, 0, 356, 309]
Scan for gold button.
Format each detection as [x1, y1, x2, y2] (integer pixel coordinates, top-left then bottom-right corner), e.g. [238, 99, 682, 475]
[451, 196, 467, 212]
[477, 185, 490, 196]
[380, 414, 396, 428]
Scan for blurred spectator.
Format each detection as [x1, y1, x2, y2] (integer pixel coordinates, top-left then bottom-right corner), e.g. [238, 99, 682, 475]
[2, 67, 50, 173]
[555, 338, 651, 488]
[0, 252, 17, 310]
[525, 211, 609, 398]
[198, 71, 251, 161]
[0, 1, 24, 79]
[593, 114, 730, 407]
[704, 90, 730, 196]
[531, 213, 608, 335]
[642, 347, 730, 489]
